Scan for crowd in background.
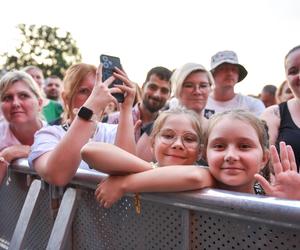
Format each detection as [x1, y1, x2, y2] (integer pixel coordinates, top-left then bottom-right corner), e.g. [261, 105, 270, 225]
[0, 46, 300, 204]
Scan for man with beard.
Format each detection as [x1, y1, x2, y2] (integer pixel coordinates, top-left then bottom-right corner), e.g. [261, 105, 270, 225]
[204, 50, 265, 118]
[105, 66, 172, 141]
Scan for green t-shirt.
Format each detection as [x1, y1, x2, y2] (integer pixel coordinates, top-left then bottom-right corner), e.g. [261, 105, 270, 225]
[42, 100, 63, 123]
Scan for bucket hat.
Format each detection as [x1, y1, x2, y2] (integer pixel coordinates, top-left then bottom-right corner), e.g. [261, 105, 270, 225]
[210, 50, 248, 82]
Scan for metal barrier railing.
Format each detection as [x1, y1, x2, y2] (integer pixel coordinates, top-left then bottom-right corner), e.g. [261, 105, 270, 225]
[1, 159, 300, 250]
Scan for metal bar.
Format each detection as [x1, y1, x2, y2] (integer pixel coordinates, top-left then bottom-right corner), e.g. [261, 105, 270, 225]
[181, 209, 190, 250]
[9, 160, 300, 229]
[8, 179, 42, 250]
[46, 188, 79, 250]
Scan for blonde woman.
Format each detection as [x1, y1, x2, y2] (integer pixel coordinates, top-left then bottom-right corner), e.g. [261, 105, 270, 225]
[0, 71, 45, 184]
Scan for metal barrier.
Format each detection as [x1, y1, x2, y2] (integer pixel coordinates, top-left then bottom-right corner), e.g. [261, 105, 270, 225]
[0, 160, 58, 250]
[1, 160, 300, 249]
[0, 159, 32, 250]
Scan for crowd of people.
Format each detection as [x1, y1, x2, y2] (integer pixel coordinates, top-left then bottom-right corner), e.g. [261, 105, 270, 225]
[0, 46, 300, 206]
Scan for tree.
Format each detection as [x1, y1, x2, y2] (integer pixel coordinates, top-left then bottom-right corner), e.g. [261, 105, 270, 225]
[0, 24, 82, 78]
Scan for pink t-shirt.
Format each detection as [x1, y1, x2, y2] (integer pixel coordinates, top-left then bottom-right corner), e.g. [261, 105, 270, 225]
[0, 120, 21, 151]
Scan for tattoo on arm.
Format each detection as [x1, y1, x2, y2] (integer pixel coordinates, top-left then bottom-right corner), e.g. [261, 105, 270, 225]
[272, 106, 280, 118]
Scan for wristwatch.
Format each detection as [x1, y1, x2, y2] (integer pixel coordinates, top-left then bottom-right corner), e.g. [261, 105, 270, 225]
[77, 106, 95, 121]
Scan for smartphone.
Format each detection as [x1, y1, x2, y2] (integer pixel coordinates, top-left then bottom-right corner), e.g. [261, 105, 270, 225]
[100, 54, 124, 103]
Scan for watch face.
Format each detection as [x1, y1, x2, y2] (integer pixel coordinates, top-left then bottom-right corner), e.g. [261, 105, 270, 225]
[78, 106, 93, 121]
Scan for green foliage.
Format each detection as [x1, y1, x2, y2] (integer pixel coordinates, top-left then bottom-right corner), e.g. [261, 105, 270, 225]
[0, 24, 82, 78]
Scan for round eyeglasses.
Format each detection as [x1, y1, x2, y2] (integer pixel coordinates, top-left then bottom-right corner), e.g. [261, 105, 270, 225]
[158, 130, 200, 149]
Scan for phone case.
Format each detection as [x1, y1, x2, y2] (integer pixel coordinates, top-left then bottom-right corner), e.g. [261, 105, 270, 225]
[100, 54, 124, 103]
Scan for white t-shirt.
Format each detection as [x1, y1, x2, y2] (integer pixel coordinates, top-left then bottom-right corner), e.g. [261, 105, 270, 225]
[28, 122, 117, 171]
[0, 119, 46, 151]
[204, 93, 265, 118]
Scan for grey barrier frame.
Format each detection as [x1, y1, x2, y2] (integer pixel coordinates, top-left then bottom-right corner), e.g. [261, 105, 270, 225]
[9, 179, 42, 249]
[50, 167, 300, 249]
[1, 159, 300, 249]
[0, 160, 59, 250]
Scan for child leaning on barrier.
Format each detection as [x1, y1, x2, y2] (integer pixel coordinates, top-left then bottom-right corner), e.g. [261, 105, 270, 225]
[81, 107, 213, 207]
[81, 109, 300, 208]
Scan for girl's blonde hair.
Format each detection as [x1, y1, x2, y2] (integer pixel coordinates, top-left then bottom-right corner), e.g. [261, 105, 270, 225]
[62, 63, 96, 121]
[204, 109, 269, 152]
[0, 71, 43, 101]
[150, 106, 204, 147]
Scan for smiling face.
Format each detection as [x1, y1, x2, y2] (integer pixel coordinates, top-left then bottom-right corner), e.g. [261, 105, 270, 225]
[1, 80, 42, 124]
[152, 114, 201, 166]
[142, 74, 171, 113]
[179, 71, 211, 114]
[285, 48, 300, 99]
[206, 117, 268, 193]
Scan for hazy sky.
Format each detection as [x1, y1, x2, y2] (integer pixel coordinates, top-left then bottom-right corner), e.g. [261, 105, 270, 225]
[0, 0, 299, 95]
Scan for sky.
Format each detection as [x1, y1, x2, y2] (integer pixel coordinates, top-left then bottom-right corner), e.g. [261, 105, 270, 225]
[0, 0, 299, 95]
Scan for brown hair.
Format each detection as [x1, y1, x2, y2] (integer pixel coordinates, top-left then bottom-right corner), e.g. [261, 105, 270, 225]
[284, 45, 300, 67]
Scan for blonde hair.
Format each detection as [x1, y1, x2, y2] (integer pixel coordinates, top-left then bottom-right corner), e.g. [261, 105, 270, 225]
[150, 106, 203, 147]
[204, 109, 269, 152]
[0, 71, 43, 101]
[171, 63, 214, 98]
[62, 63, 96, 121]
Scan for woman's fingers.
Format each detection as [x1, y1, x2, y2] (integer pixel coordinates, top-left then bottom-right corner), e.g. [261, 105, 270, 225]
[96, 64, 103, 84]
[270, 145, 282, 176]
[114, 66, 128, 77]
[116, 84, 135, 96]
[103, 75, 116, 88]
[113, 72, 133, 88]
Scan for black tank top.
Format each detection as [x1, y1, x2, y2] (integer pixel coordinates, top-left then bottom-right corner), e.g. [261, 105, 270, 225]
[276, 102, 300, 171]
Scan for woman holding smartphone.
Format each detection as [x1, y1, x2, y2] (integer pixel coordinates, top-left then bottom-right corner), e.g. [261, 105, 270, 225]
[29, 63, 136, 186]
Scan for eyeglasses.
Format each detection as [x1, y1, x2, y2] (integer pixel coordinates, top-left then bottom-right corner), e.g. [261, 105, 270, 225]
[182, 82, 210, 91]
[158, 130, 200, 149]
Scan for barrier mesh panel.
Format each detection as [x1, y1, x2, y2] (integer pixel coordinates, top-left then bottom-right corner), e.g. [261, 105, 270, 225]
[21, 187, 54, 250]
[73, 190, 186, 249]
[190, 210, 300, 250]
[0, 173, 29, 249]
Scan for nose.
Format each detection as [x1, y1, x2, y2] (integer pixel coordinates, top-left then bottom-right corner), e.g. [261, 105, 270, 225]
[152, 89, 161, 98]
[12, 96, 21, 107]
[171, 136, 184, 150]
[224, 146, 239, 163]
[192, 84, 203, 94]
